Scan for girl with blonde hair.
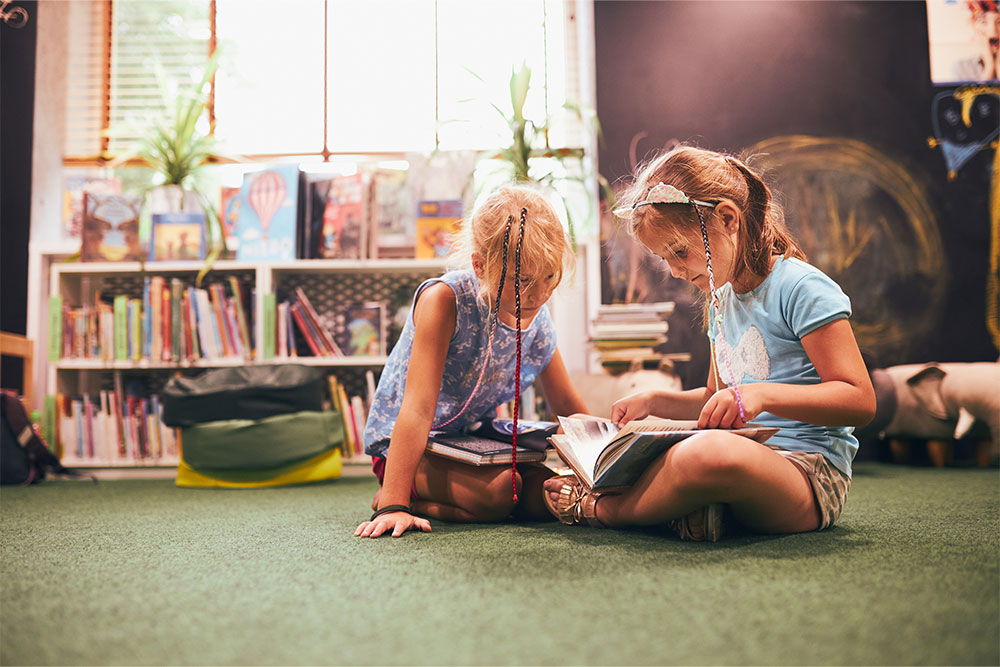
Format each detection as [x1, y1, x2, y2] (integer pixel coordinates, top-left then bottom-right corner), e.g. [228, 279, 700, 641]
[357, 185, 589, 538]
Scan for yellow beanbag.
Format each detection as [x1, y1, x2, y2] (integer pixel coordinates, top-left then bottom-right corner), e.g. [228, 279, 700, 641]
[175, 447, 342, 489]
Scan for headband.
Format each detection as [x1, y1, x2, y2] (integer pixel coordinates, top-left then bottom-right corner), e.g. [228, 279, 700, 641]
[612, 183, 717, 218]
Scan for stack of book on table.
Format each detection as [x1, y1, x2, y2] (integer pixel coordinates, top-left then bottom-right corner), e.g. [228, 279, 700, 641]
[591, 302, 674, 372]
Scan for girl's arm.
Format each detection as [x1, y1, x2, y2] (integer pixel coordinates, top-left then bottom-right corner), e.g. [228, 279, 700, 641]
[699, 318, 876, 429]
[536, 348, 590, 416]
[611, 385, 709, 425]
[361, 283, 456, 533]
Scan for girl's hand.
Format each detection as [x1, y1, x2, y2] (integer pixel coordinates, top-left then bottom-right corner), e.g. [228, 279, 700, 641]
[354, 511, 432, 538]
[610, 390, 658, 426]
[698, 385, 762, 429]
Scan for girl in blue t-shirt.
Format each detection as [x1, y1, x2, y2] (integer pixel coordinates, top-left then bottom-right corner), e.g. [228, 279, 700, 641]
[543, 146, 876, 540]
[356, 185, 589, 539]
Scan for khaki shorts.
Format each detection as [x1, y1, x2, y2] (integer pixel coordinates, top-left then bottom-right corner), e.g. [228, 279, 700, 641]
[770, 447, 851, 529]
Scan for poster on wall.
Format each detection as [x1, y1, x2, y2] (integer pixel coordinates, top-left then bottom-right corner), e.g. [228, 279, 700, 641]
[927, 0, 1000, 83]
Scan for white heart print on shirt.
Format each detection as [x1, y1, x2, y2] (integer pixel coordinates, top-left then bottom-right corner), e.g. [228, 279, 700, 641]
[715, 325, 770, 384]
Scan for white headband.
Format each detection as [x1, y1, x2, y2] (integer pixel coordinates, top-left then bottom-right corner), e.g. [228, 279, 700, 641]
[612, 183, 717, 218]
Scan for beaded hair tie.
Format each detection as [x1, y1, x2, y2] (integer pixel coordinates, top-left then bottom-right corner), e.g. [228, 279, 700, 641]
[431, 208, 528, 502]
[618, 182, 746, 422]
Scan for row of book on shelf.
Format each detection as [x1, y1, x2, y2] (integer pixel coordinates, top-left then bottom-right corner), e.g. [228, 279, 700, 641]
[274, 292, 387, 359]
[48, 377, 180, 466]
[45, 372, 378, 466]
[51, 275, 254, 363]
[66, 160, 470, 264]
[51, 277, 392, 363]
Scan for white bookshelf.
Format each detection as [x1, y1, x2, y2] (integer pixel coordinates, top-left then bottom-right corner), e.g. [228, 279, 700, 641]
[45, 257, 448, 467]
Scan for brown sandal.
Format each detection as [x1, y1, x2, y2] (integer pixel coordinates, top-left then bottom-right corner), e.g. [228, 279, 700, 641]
[669, 502, 725, 542]
[543, 475, 606, 528]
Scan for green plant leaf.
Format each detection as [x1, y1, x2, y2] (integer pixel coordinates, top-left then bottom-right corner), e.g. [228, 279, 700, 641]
[509, 62, 531, 123]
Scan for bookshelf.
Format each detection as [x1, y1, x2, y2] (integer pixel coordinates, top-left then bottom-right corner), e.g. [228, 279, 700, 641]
[45, 258, 448, 468]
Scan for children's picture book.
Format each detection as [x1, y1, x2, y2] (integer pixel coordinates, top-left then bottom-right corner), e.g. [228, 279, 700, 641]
[319, 173, 368, 259]
[80, 192, 143, 261]
[426, 433, 548, 466]
[219, 186, 241, 258]
[469, 418, 559, 452]
[371, 167, 413, 258]
[550, 416, 780, 491]
[236, 164, 300, 262]
[295, 287, 343, 356]
[415, 200, 463, 259]
[342, 302, 385, 356]
[63, 174, 121, 240]
[149, 212, 206, 261]
[424, 418, 556, 466]
[298, 172, 334, 259]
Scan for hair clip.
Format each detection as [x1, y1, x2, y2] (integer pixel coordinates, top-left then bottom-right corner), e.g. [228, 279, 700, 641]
[613, 183, 717, 217]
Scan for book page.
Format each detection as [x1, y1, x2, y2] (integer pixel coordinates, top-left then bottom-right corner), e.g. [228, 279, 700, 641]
[616, 418, 698, 437]
[548, 434, 602, 488]
[557, 415, 618, 446]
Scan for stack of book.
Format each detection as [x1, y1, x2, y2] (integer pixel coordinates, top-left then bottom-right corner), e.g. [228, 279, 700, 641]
[591, 302, 674, 372]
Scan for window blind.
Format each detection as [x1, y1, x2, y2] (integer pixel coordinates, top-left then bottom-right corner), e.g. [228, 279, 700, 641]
[63, 0, 110, 159]
[63, 0, 582, 162]
[107, 0, 212, 155]
[63, 0, 212, 161]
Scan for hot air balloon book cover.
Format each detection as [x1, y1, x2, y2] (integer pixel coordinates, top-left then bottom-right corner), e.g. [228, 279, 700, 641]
[236, 165, 300, 261]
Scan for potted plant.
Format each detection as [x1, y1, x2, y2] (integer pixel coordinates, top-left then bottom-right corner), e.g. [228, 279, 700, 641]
[471, 62, 612, 249]
[110, 53, 228, 285]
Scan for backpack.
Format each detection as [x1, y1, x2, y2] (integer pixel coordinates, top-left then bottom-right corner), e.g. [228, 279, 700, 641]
[0, 390, 91, 485]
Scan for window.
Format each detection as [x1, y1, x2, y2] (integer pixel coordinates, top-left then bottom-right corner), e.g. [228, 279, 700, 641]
[64, 0, 582, 162]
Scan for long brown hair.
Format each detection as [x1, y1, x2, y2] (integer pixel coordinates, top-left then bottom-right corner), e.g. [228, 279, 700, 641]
[620, 145, 805, 290]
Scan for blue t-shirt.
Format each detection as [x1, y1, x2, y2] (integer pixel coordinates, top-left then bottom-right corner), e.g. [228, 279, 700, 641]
[363, 270, 557, 457]
[712, 256, 858, 478]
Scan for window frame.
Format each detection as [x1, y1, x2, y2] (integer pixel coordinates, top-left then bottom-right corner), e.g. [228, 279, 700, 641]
[63, 0, 578, 167]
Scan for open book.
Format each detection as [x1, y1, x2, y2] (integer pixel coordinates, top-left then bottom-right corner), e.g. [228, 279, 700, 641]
[425, 419, 558, 466]
[549, 416, 779, 491]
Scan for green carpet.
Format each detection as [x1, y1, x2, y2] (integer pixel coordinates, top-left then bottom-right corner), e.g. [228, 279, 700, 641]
[2, 462, 997, 666]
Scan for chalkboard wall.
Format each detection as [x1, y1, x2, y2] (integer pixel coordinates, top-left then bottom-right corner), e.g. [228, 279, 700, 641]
[594, 0, 996, 371]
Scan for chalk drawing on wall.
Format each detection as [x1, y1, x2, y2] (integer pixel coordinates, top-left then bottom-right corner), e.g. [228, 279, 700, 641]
[748, 136, 946, 354]
[929, 86, 1000, 178]
[927, 85, 1000, 350]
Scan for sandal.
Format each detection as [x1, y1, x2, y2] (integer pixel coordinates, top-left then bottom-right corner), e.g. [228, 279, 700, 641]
[670, 502, 725, 542]
[543, 475, 606, 528]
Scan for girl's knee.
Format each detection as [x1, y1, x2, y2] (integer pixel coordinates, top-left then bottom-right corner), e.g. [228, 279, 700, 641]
[669, 433, 751, 489]
[465, 469, 519, 520]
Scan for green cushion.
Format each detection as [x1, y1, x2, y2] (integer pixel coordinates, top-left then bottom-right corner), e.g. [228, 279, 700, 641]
[180, 410, 344, 471]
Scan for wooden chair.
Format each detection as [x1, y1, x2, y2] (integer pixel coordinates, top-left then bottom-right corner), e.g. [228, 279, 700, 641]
[0, 332, 34, 410]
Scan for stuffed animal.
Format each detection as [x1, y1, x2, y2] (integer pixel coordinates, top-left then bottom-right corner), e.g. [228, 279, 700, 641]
[861, 362, 1000, 467]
